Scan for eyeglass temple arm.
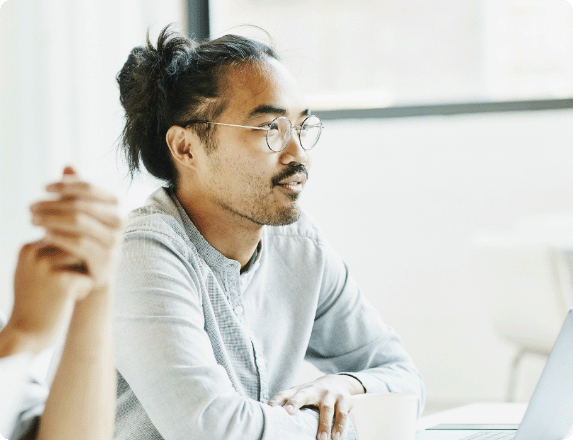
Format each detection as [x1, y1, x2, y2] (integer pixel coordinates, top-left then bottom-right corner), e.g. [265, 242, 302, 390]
[186, 121, 268, 131]
[185, 120, 323, 130]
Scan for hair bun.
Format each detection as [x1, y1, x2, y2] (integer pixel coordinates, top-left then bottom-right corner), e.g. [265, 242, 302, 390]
[117, 26, 196, 181]
[118, 26, 194, 111]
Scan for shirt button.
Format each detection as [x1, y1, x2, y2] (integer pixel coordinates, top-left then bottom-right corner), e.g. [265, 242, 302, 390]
[234, 305, 244, 315]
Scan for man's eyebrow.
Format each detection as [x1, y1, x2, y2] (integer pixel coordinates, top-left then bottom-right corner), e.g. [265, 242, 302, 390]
[246, 105, 312, 119]
[247, 105, 287, 118]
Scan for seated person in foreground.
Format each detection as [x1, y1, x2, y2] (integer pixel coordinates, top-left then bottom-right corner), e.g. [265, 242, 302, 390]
[0, 167, 122, 440]
[113, 26, 425, 440]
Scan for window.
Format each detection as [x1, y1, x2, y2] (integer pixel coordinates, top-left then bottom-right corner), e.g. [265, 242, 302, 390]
[206, 0, 573, 111]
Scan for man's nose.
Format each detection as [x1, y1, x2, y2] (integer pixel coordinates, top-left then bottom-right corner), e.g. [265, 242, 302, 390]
[280, 130, 308, 165]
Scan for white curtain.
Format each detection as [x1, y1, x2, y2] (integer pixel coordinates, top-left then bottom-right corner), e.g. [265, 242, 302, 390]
[0, 0, 186, 314]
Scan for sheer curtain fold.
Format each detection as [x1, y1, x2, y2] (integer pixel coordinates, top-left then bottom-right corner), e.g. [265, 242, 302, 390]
[0, 0, 185, 315]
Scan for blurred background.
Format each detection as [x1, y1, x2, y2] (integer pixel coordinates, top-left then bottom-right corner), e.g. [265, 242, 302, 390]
[1, 0, 572, 415]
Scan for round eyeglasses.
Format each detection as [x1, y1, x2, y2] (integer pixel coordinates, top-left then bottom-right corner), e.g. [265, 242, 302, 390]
[182, 115, 323, 152]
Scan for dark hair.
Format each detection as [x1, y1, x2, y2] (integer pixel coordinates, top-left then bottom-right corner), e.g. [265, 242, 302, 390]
[117, 24, 279, 185]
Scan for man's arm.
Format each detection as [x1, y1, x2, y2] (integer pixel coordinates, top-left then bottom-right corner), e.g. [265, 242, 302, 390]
[268, 238, 425, 440]
[309, 241, 424, 400]
[114, 228, 355, 440]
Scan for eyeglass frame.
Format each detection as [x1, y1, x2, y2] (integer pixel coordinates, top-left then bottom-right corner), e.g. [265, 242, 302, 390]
[180, 115, 324, 152]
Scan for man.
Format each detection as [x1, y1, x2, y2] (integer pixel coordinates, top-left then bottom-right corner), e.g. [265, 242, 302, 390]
[0, 167, 121, 440]
[114, 26, 424, 440]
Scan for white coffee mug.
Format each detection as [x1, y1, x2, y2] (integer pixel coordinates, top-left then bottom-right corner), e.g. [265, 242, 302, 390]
[350, 393, 419, 440]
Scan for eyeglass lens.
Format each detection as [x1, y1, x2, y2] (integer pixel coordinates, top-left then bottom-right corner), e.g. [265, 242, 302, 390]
[266, 116, 322, 152]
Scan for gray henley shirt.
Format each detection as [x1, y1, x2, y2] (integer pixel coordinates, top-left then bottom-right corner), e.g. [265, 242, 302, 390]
[114, 187, 424, 440]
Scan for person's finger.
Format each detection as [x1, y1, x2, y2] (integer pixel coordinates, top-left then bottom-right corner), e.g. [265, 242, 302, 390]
[268, 390, 294, 407]
[30, 199, 122, 229]
[45, 180, 118, 204]
[284, 389, 310, 415]
[42, 230, 101, 269]
[36, 245, 85, 271]
[317, 397, 336, 440]
[30, 243, 90, 290]
[32, 209, 118, 247]
[62, 165, 77, 176]
[18, 241, 41, 265]
[33, 245, 88, 275]
[35, 244, 72, 260]
[331, 397, 351, 440]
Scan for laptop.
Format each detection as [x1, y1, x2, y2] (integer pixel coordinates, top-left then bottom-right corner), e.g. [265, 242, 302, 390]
[418, 308, 573, 440]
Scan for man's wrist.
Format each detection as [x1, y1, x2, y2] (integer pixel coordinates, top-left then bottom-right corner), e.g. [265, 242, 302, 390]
[337, 373, 366, 395]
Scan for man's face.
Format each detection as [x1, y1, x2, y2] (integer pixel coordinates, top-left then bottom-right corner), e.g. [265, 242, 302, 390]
[193, 58, 312, 227]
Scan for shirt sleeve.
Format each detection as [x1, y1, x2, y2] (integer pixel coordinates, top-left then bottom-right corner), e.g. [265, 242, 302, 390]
[114, 226, 357, 440]
[305, 239, 426, 417]
[0, 352, 47, 440]
[0, 353, 31, 438]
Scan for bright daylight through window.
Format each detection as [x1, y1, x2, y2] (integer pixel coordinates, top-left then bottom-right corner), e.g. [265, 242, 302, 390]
[209, 0, 573, 110]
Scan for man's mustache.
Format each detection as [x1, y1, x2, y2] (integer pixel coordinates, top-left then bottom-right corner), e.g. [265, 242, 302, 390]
[271, 164, 309, 187]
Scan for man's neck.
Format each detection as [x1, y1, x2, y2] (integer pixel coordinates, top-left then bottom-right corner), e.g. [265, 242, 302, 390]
[175, 187, 262, 270]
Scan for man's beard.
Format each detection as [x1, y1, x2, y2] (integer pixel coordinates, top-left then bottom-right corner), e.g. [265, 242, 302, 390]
[218, 163, 309, 227]
[219, 193, 302, 227]
[263, 163, 308, 226]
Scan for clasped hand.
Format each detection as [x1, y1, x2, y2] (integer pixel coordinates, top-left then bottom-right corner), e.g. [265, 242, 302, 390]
[29, 167, 122, 291]
[268, 373, 365, 440]
[7, 167, 122, 353]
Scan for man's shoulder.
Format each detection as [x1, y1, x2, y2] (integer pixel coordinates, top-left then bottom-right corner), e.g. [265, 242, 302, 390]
[124, 187, 187, 240]
[266, 210, 324, 245]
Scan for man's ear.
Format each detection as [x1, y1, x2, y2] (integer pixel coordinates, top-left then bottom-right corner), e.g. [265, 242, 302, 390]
[166, 125, 200, 169]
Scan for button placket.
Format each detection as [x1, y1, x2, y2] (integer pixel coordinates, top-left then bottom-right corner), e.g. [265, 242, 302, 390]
[226, 266, 245, 320]
[226, 267, 267, 399]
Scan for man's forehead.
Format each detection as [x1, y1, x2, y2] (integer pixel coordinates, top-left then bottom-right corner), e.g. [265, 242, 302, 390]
[221, 60, 308, 121]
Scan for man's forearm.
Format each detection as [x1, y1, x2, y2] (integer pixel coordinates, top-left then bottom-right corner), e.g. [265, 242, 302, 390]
[37, 286, 115, 440]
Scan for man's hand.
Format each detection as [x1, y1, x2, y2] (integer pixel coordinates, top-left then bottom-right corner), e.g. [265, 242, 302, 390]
[29, 166, 123, 290]
[268, 374, 365, 440]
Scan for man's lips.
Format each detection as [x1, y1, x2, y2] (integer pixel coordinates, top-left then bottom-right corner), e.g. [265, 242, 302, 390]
[271, 165, 309, 194]
[277, 172, 307, 187]
[276, 174, 306, 194]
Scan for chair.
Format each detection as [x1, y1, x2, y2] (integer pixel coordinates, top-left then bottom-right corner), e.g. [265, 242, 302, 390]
[473, 228, 573, 401]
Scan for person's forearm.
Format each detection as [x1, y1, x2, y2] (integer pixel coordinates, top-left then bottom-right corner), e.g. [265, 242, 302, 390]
[0, 300, 76, 358]
[0, 327, 40, 357]
[37, 286, 116, 440]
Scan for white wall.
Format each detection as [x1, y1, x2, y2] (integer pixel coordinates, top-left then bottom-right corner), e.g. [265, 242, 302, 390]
[2, 0, 573, 414]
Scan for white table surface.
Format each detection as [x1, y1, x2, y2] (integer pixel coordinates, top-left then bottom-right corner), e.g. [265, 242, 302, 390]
[417, 402, 572, 439]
